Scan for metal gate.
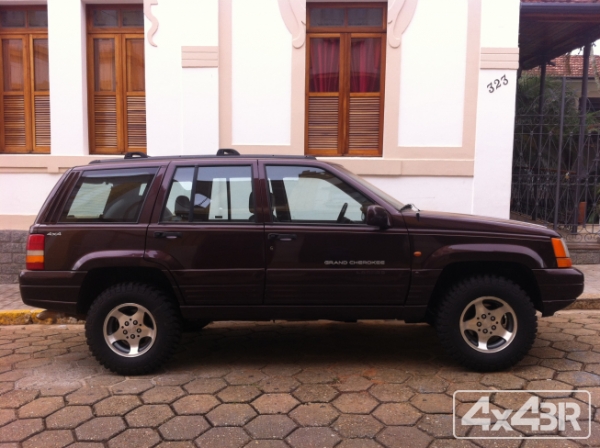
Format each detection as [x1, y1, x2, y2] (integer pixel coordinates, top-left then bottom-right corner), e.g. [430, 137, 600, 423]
[511, 75, 600, 241]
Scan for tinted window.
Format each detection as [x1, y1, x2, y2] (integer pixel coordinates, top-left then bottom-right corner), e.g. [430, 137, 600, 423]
[162, 166, 254, 223]
[59, 168, 156, 223]
[266, 165, 374, 224]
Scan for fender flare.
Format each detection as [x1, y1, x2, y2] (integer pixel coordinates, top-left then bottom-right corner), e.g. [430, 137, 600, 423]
[422, 244, 546, 270]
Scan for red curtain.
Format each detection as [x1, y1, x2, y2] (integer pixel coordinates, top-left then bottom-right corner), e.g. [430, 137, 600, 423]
[350, 38, 381, 93]
[309, 38, 340, 92]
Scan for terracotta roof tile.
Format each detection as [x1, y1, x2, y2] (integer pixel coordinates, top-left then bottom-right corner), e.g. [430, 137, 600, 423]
[525, 55, 600, 77]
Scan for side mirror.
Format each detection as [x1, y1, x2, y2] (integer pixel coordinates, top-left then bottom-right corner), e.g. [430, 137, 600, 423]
[366, 205, 390, 229]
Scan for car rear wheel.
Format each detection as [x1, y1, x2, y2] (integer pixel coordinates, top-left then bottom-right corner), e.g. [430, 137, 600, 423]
[435, 275, 537, 371]
[85, 282, 181, 375]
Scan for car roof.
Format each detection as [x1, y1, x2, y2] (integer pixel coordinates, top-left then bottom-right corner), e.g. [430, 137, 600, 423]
[89, 150, 317, 165]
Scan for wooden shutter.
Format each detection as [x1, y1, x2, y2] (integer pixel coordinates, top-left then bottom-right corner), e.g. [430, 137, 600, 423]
[33, 95, 50, 147]
[94, 96, 118, 149]
[124, 36, 145, 150]
[1, 37, 29, 152]
[3, 95, 26, 147]
[308, 97, 339, 152]
[348, 96, 380, 152]
[126, 96, 146, 148]
[31, 36, 50, 150]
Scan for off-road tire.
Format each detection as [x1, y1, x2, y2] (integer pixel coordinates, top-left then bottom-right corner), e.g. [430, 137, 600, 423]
[85, 282, 181, 375]
[435, 275, 537, 372]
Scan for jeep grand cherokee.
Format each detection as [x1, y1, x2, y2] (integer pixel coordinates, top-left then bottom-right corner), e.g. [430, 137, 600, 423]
[20, 150, 584, 375]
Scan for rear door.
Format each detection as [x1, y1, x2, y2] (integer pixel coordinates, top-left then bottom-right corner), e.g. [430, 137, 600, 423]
[146, 160, 265, 305]
[260, 161, 411, 306]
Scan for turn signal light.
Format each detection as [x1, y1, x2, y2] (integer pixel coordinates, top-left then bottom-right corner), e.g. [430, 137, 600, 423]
[551, 238, 572, 268]
[26, 234, 45, 270]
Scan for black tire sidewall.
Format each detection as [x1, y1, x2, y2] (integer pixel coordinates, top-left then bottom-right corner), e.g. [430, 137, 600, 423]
[86, 283, 180, 374]
[437, 276, 537, 371]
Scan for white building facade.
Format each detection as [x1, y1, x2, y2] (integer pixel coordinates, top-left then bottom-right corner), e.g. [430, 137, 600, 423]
[0, 0, 520, 230]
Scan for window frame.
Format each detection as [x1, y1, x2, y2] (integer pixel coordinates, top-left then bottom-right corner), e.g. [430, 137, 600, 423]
[0, 5, 49, 154]
[57, 167, 159, 224]
[305, 3, 387, 158]
[159, 163, 260, 226]
[86, 5, 146, 155]
[264, 163, 379, 227]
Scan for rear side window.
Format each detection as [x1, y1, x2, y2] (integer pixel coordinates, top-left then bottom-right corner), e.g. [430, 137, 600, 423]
[162, 165, 254, 223]
[59, 168, 157, 223]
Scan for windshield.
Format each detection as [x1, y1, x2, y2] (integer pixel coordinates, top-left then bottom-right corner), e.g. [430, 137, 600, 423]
[335, 165, 406, 211]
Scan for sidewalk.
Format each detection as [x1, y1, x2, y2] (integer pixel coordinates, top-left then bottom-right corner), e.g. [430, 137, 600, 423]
[1, 264, 599, 313]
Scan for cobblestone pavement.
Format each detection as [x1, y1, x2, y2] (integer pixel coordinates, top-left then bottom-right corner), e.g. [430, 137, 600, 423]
[0, 285, 35, 311]
[0, 311, 598, 447]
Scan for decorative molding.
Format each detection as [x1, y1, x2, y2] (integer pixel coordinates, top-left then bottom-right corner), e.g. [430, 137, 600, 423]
[388, 0, 418, 48]
[144, 0, 159, 47]
[0, 155, 116, 174]
[383, 0, 482, 162]
[278, 0, 306, 49]
[182, 46, 219, 68]
[480, 47, 519, 70]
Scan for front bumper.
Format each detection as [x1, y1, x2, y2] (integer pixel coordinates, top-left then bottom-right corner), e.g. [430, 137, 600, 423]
[534, 268, 584, 316]
[19, 270, 86, 315]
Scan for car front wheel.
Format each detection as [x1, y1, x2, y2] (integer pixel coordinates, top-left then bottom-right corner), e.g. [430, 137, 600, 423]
[85, 282, 181, 375]
[435, 275, 537, 371]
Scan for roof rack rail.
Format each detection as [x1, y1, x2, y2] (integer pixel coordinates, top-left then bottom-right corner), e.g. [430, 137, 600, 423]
[217, 148, 240, 156]
[124, 151, 149, 159]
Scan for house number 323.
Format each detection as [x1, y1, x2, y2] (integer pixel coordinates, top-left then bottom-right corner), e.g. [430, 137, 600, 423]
[488, 75, 508, 93]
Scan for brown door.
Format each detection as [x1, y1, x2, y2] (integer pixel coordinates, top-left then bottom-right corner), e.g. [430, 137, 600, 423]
[305, 4, 386, 157]
[261, 161, 410, 306]
[146, 162, 266, 306]
[86, 6, 146, 155]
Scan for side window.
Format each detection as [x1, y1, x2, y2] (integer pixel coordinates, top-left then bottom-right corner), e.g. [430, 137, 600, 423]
[266, 165, 374, 224]
[162, 165, 254, 223]
[59, 168, 157, 223]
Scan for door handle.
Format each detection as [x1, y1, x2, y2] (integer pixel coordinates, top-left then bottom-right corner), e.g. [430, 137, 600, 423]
[154, 231, 183, 239]
[268, 233, 297, 242]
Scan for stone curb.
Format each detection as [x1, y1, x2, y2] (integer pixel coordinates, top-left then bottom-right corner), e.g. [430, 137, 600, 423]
[0, 309, 84, 325]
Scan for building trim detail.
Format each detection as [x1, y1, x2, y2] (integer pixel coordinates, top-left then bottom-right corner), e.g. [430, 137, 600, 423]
[480, 47, 519, 70]
[388, 0, 418, 48]
[144, 0, 159, 47]
[182, 46, 219, 68]
[278, 0, 306, 49]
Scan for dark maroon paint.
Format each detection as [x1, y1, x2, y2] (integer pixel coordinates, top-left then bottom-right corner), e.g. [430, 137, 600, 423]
[19, 154, 584, 322]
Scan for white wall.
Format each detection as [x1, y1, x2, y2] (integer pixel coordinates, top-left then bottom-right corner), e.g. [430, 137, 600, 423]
[144, 0, 183, 156]
[364, 175, 474, 215]
[180, 0, 219, 155]
[398, 0, 468, 147]
[145, 0, 220, 156]
[48, 0, 88, 155]
[480, 0, 519, 48]
[0, 173, 62, 216]
[231, 0, 292, 145]
[472, 0, 520, 219]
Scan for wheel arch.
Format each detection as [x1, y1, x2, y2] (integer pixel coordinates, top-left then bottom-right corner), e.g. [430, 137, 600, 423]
[77, 267, 182, 316]
[425, 261, 543, 322]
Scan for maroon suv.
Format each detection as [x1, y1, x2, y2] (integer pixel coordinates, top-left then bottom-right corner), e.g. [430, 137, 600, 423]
[20, 150, 584, 375]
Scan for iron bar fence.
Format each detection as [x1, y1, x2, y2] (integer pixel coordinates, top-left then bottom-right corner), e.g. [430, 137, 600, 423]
[511, 110, 600, 239]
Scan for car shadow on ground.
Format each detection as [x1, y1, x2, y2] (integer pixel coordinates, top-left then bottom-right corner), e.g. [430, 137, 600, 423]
[165, 321, 456, 374]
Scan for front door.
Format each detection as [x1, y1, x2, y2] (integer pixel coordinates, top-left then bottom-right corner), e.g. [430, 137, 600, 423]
[261, 162, 410, 306]
[146, 162, 265, 305]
